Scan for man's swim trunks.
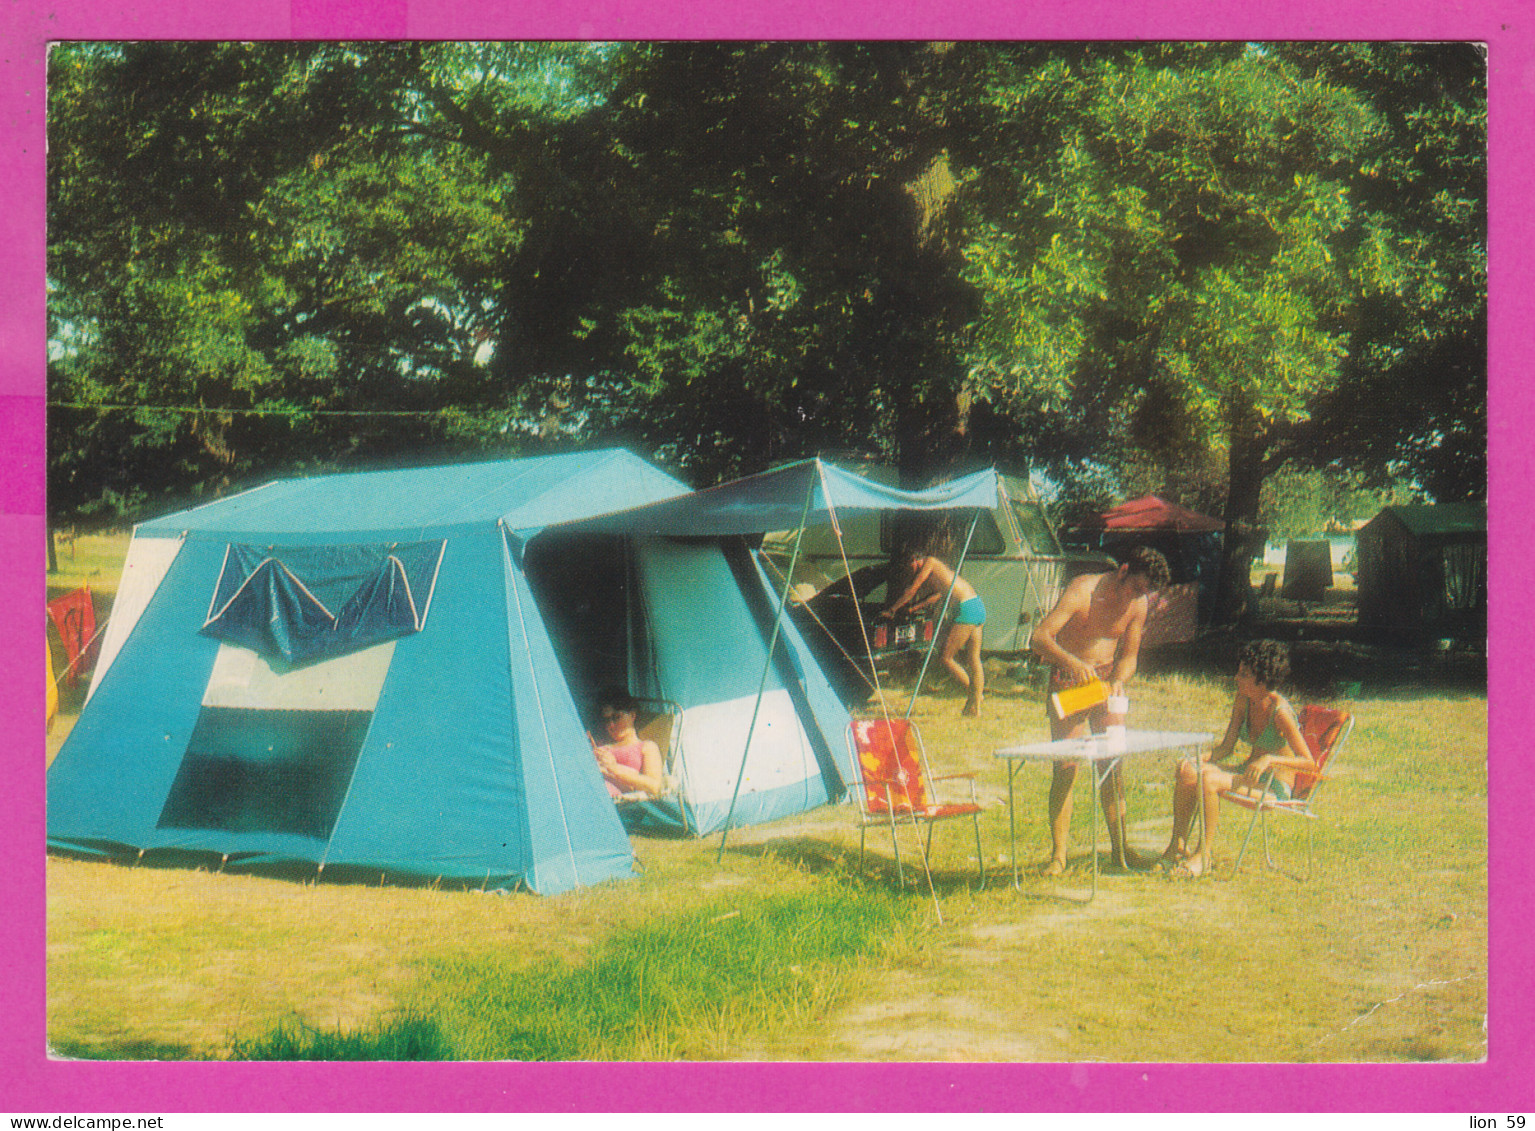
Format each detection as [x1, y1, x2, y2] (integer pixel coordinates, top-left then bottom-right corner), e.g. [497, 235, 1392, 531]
[953, 596, 986, 626]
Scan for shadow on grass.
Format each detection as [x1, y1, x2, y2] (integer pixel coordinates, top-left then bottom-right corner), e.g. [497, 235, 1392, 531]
[1143, 630, 1486, 699]
[44, 845, 537, 896]
[229, 1015, 453, 1060]
[51, 1038, 200, 1061]
[725, 833, 990, 899]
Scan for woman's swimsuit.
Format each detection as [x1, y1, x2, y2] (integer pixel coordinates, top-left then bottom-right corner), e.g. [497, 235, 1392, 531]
[1238, 705, 1283, 748]
[1233, 704, 1293, 800]
[598, 739, 646, 798]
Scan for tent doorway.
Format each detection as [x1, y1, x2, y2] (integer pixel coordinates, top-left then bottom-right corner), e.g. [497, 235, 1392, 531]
[524, 532, 645, 718]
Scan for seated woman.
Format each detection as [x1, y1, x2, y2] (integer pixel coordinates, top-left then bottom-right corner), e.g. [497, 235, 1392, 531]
[589, 687, 664, 801]
[1160, 639, 1317, 877]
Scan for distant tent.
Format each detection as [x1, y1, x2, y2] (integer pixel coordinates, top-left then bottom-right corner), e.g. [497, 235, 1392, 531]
[1282, 540, 1334, 602]
[551, 458, 1002, 837]
[1067, 495, 1225, 641]
[48, 451, 701, 895]
[1356, 502, 1487, 642]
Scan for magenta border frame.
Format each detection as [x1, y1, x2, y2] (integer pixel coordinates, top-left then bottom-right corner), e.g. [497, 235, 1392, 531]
[1, 2, 1526, 1113]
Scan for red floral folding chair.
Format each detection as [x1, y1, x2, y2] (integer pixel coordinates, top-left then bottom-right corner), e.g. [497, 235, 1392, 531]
[845, 717, 985, 895]
[1220, 704, 1354, 880]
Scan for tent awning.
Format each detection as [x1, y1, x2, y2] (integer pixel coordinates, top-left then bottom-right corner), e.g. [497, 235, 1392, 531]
[543, 459, 1002, 538]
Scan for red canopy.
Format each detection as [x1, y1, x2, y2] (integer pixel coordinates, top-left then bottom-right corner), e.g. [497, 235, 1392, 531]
[1098, 495, 1224, 533]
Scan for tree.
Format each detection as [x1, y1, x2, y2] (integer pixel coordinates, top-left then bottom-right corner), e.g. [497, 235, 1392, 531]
[959, 45, 1441, 617]
[47, 42, 542, 525]
[1269, 42, 1487, 505]
[49, 39, 1484, 580]
[440, 41, 990, 486]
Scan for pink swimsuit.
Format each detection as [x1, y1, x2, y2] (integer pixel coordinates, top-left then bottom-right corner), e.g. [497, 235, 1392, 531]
[599, 739, 646, 798]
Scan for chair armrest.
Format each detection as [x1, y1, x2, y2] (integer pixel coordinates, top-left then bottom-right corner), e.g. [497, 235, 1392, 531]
[929, 773, 980, 803]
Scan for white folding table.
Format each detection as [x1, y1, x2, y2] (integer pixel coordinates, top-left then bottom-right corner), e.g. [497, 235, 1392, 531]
[994, 729, 1213, 901]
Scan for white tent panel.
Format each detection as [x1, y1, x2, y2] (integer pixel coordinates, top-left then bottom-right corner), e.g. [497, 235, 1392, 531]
[86, 534, 185, 703]
[202, 640, 395, 712]
[673, 689, 823, 805]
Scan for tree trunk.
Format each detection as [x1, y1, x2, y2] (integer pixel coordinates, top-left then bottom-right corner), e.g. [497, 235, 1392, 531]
[47, 527, 58, 574]
[1213, 422, 1271, 624]
[891, 383, 974, 556]
[895, 384, 971, 487]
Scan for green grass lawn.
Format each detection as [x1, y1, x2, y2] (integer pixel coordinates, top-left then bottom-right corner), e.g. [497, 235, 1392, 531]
[45, 533, 1488, 1062]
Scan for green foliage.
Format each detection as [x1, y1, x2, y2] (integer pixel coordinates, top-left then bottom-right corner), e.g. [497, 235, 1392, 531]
[1273, 43, 1487, 502]
[47, 41, 537, 524]
[962, 48, 1385, 466]
[47, 41, 1484, 532]
[1259, 465, 1417, 542]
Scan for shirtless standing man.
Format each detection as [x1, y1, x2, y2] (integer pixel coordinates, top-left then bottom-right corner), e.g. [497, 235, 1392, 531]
[883, 548, 986, 716]
[1030, 544, 1172, 873]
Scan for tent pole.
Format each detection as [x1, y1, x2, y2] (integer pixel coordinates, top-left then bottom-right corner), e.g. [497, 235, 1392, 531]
[717, 474, 818, 863]
[757, 551, 878, 696]
[905, 507, 983, 722]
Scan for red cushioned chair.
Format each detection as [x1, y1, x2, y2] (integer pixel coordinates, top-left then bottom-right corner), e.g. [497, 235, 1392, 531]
[1220, 704, 1354, 881]
[846, 717, 985, 894]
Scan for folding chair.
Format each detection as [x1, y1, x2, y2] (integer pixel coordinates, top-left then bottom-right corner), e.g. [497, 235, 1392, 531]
[845, 717, 985, 891]
[1219, 704, 1354, 881]
[613, 697, 689, 833]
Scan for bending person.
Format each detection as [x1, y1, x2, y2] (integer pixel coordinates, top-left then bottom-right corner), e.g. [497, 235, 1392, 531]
[1030, 544, 1171, 873]
[884, 547, 986, 717]
[1160, 639, 1317, 877]
[589, 687, 664, 800]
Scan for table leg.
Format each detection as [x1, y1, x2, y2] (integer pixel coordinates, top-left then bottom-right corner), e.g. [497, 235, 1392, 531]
[1007, 759, 1019, 890]
[1088, 756, 1099, 902]
[1111, 758, 1129, 868]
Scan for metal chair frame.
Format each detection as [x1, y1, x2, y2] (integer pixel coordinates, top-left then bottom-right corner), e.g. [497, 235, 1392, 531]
[613, 696, 690, 834]
[845, 718, 985, 891]
[1220, 709, 1354, 881]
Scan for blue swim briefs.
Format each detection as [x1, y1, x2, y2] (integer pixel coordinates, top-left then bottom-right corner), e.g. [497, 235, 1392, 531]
[953, 596, 987, 626]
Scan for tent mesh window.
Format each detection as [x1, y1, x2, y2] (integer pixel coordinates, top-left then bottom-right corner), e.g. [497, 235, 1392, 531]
[156, 707, 371, 839]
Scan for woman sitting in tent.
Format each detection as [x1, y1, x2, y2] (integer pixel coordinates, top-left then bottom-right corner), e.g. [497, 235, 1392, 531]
[589, 687, 665, 800]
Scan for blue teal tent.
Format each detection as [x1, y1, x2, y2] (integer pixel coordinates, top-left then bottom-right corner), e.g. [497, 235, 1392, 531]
[48, 451, 693, 895]
[547, 458, 1002, 838]
[50, 452, 1002, 890]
